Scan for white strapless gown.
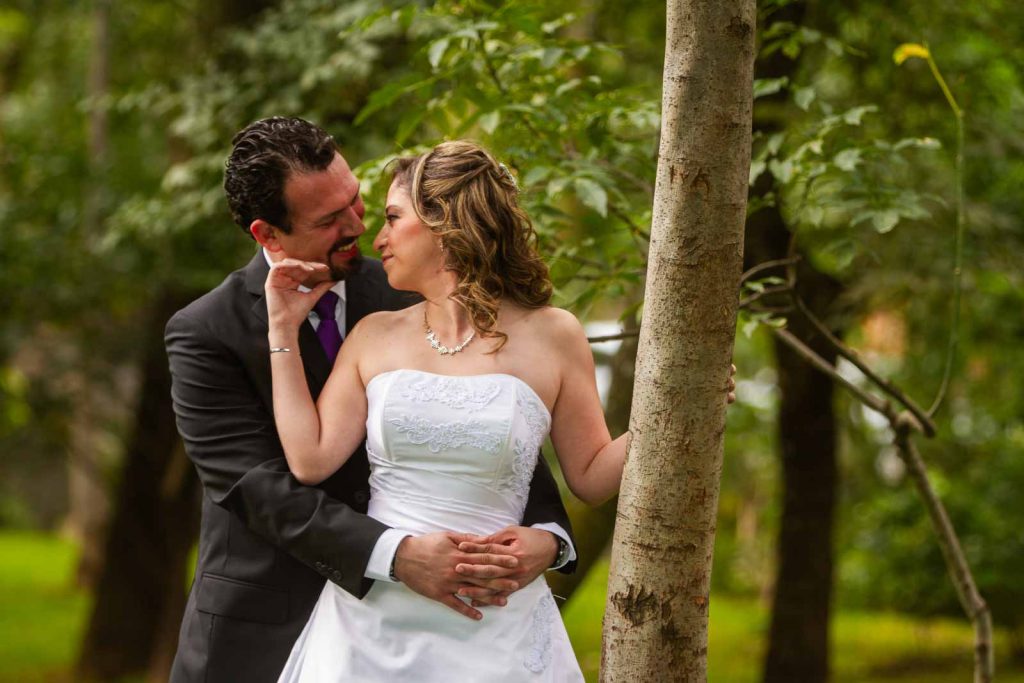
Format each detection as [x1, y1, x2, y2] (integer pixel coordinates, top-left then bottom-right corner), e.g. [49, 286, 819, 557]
[277, 369, 584, 682]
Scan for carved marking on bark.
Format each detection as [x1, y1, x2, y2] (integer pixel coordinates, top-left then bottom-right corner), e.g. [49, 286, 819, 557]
[689, 167, 711, 196]
[726, 16, 753, 41]
[611, 584, 660, 627]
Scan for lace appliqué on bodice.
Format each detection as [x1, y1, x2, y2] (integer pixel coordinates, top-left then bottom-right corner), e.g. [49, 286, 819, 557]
[387, 415, 503, 454]
[507, 392, 549, 505]
[400, 376, 502, 413]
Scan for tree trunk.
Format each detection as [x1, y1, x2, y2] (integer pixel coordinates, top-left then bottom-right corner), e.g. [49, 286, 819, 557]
[75, 291, 200, 682]
[601, 2, 756, 680]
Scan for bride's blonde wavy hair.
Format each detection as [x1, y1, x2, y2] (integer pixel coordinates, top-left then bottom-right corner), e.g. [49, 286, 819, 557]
[389, 140, 552, 351]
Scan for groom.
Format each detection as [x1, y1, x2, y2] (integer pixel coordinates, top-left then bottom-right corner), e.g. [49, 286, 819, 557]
[165, 117, 576, 682]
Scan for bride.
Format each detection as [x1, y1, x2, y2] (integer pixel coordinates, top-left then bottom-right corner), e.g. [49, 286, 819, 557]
[264, 140, 727, 681]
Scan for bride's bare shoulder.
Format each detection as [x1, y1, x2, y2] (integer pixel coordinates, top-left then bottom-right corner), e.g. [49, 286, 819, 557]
[520, 306, 587, 344]
[348, 305, 421, 343]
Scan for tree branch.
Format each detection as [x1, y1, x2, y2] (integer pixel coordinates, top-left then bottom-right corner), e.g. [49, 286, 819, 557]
[740, 256, 800, 284]
[772, 328, 893, 418]
[790, 292, 938, 437]
[739, 284, 792, 310]
[892, 420, 993, 683]
[609, 203, 651, 241]
[588, 331, 640, 344]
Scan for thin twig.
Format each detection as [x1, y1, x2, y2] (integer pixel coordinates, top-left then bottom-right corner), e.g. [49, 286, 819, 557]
[790, 292, 938, 438]
[926, 60, 966, 419]
[588, 331, 640, 344]
[561, 253, 608, 271]
[893, 421, 993, 683]
[744, 303, 794, 315]
[609, 204, 651, 241]
[595, 159, 656, 196]
[772, 328, 893, 418]
[739, 285, 792, 310]
[740, 256, 800, 284]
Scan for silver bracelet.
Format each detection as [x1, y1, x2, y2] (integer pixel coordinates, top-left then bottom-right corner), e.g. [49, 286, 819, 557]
[269, 347, 293, 354]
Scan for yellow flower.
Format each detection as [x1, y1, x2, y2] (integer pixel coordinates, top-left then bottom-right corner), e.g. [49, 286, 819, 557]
[893, 43, 931, 65]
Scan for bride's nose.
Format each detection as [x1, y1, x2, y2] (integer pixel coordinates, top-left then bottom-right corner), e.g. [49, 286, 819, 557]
[373, 225, 389, 252]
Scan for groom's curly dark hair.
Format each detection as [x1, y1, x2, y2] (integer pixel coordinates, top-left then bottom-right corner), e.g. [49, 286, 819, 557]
[224, 116, 338, 235]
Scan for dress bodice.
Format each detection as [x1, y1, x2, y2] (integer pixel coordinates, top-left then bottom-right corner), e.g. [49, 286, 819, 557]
[364, 369, 552, 535]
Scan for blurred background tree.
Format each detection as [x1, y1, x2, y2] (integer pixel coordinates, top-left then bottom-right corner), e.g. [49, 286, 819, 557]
[1, 0, 1022, 681]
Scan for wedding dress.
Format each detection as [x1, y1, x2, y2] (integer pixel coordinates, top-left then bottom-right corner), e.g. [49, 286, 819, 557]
[277, 369, 584, 682]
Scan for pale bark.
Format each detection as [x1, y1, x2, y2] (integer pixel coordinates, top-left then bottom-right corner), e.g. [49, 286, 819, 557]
[600, 2, 756, 680]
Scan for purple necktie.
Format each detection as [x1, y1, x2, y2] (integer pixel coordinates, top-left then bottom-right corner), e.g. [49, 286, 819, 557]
[312, 291, 342, 364]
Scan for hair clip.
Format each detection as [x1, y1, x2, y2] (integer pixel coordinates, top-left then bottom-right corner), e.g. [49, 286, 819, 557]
[498, 162, 519, 191]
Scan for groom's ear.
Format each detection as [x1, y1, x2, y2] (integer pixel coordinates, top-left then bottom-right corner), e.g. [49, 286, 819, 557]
[250, 219, 281, 251]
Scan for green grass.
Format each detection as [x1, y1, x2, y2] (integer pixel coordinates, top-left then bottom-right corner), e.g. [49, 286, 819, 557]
[563, 557, 1024, 682]
[1, 532, 1020, 683]
[0, 531, 89, 682]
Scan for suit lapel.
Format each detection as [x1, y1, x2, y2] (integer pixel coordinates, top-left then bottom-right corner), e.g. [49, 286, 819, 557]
[245, 251, 332, 392]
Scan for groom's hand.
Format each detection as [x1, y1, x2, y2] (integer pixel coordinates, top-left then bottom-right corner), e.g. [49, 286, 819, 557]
[455, 526, 559, 607]
[392, 532, 519, 621]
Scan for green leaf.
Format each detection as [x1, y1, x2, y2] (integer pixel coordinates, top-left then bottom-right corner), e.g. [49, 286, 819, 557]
[805, 205, 825, 227]
[523, 165, 552, 187]
[769, 158, 795, 184]
[546, 176, 571, 199]
[479, 110, 501, 134]
[428, 38, 450, 69]
[574, 178, 608, 217]
[842, 105, 878, 126]
[541, 47, 564, 69]
[834, 148, 862, 171]
[749, 159, 767, 186]
[793, 86, 816, 111]
[395, 108, 426, 145]
[872, 210, 900, 233]
[754, 77, 789, 99]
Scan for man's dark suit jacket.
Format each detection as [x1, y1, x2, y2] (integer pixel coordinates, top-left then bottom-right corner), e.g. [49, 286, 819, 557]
[165, 252, 575, 683]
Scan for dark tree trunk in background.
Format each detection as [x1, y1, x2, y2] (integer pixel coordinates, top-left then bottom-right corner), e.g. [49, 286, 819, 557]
[75, 292, 200, 682]
[743, 3, 845, 681]
[76, 2, 277, 679]
[746, 194, 842, 683]
[68, 0, 113, 591]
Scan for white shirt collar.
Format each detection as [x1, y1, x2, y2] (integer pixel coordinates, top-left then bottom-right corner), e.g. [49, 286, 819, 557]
[262, 247, 346, 302]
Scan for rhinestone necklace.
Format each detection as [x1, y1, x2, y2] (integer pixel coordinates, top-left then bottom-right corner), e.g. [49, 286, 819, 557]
[423, 309, 475, 356]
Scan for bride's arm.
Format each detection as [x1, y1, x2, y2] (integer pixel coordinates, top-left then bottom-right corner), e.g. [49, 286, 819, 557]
[266, 259, 370, 485]
[547, 309, 735, 505]
[546, 309, 629, 506]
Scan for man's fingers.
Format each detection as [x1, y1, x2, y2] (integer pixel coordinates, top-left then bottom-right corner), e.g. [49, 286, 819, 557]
[456, 550, 518, 567]
[456, 585, 505, 601]
[467, 592, 509, 607]
[457, 541, 495, 554]
[456, 559, 518, 576]
[439, 594, 482, 621]
[455, 575, 519, 592]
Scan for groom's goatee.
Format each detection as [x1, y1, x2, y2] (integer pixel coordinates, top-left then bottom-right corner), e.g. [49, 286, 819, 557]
[329, 251, 362, 281]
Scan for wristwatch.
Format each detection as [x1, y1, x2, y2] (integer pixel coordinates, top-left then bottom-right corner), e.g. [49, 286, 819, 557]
[551, 536, 570, 568]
